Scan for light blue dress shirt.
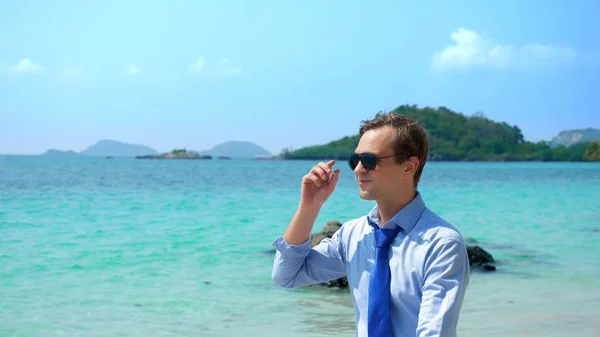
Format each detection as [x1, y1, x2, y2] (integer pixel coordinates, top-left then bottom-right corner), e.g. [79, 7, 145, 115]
[271, 192, 470, 337]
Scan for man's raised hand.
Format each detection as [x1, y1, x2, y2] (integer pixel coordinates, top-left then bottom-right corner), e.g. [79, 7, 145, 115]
[300, 160, 341, 208]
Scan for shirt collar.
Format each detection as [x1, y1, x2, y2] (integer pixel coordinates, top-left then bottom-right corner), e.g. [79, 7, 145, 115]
[367, 191, 426, 232]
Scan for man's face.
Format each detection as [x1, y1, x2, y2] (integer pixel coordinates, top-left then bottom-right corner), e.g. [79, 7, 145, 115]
[352, 126, 413, 201]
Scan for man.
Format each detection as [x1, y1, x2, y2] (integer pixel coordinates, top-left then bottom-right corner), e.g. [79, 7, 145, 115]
[271, 111, 470, 337]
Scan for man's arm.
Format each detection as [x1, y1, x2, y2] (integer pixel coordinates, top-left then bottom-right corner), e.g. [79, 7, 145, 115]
[271, 221, 346, 288]
[416, 238, 470, 337]
[272, 160, 346, 288]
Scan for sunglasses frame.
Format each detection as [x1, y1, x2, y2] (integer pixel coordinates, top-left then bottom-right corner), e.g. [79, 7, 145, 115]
[348, 152, 404, 171]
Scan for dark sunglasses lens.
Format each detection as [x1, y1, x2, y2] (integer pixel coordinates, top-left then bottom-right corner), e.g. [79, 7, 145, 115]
[348, 153, 378, 170]
[362, 153, 377, 170]
[348, 154, 359, 169]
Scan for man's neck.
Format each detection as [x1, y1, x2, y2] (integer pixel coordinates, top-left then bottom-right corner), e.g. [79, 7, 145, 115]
[376, 189, 417, 225]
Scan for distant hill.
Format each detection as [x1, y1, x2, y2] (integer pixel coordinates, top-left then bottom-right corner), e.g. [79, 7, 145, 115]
[38, 140, 270, 158]
[197, 141, 271, 158]
[280, 104, 600, 162]
[79, 140, 158, 157]
[550, 128, 600, 148]
[42, 149, 78, 156]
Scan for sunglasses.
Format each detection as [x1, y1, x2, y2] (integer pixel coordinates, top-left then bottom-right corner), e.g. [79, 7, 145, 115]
[348, 152, 400, 171]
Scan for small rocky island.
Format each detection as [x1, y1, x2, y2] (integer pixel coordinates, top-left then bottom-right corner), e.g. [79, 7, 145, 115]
[136, 149, 212, 160]
[302, 219, 496, 288]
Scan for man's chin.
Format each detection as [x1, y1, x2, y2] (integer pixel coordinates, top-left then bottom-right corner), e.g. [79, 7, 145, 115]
[358, 190, 376, 200]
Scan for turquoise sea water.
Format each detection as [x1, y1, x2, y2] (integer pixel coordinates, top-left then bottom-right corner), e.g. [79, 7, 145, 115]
[1, 156, 600, 337]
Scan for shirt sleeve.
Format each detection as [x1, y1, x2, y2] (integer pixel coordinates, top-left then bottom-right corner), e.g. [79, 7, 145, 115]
[416, 238, 470, 337]
[271, 228, 347, 288]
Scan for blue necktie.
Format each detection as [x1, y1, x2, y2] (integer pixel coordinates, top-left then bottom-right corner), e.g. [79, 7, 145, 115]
[368, 219, 401, 337]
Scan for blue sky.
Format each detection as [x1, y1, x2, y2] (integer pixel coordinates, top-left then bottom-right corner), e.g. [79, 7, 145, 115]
[1, 0, 599, 155]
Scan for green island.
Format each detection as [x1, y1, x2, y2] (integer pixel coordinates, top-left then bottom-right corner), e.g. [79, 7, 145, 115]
[279, 105, 600, 162]
[136, 149, 220, 159]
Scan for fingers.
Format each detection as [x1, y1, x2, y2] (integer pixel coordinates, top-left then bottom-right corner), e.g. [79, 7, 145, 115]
[320, 161, 335, 171]
[328, 169, 341, 189]
[311, 175, 324, 188]
[304, 161, 338, 188]
[313, 163, 331, 181]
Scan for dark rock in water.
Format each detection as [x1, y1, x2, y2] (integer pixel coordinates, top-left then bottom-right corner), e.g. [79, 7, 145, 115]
[263, 221, 348, 287]
[466, 245, 496, 271]
[481, 264, 497, 271]
[308, 220, 349, 288]
[321, 220, 343, 237]
[267, 219, 497, 290]
[465, 237, 479, 244]
[263, 248, 276, 255]
[323, 276, 348, 288]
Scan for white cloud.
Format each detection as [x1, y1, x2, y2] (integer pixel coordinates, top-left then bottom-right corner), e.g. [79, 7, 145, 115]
[213, 58, 243, 77]
[7, 58, 42, 74]
[431, 28, 576, 70]
[189, 57, 205, 74]
[126, 64, 141, 76]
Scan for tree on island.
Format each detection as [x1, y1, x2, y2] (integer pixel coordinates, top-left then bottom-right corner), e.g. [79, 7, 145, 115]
[170, 149, 189, 155]
[280, 105, 600, 162]
[583, 142, 600, 161]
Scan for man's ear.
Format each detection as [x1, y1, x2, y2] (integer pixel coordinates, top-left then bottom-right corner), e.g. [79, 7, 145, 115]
[404, 156, 419, 174]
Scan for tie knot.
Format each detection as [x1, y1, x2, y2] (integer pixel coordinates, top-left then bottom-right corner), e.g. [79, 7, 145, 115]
[372, 225, 401, 248]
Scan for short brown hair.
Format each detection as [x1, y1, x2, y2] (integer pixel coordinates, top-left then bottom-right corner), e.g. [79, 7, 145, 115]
[359, 111, 429, 187]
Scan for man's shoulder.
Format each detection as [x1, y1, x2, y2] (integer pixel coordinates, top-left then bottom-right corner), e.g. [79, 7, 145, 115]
[414, 207, 465, 245]
[338, 214, 369, 233]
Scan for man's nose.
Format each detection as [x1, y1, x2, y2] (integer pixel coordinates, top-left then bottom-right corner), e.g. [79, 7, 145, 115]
[354, 161, 367, 174]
